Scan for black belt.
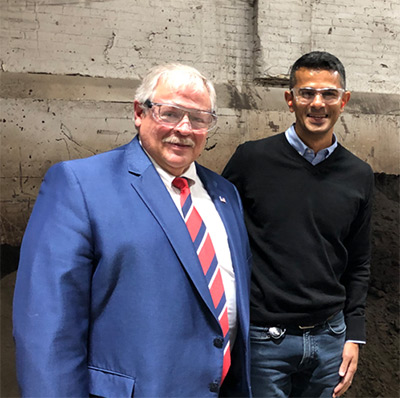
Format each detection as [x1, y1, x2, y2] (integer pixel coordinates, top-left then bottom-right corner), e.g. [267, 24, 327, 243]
[288, 314, 335, 331]
[253, 312, 338, 338]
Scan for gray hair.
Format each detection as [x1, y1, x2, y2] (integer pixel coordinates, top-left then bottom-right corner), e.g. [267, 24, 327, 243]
[135, 63, 217, 111]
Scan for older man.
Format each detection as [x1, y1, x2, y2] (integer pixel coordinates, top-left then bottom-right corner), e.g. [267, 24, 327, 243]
[13, 64, 252, 397]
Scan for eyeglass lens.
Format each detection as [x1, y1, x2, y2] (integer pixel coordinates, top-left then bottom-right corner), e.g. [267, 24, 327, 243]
[155, 104, 215, 130]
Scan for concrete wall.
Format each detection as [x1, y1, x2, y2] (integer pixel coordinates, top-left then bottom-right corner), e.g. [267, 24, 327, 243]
[1, 0, 399, 245]
[255, 0, 400, 94]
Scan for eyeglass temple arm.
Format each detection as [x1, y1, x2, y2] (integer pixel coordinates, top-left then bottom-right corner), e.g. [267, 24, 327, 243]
[144, 99, 153, 108]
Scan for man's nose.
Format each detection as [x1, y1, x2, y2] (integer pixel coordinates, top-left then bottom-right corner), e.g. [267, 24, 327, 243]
[310, 93, 325, 107]
[175, 114, 193, 134]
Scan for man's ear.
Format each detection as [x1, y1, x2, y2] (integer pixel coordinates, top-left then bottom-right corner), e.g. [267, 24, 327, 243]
[340, 91, 351, 112]
[284, 90, 295, 112]
[133, 100, 145, 128]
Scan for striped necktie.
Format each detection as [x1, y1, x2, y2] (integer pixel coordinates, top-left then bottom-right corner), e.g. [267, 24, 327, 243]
[172, 177, 231, 384]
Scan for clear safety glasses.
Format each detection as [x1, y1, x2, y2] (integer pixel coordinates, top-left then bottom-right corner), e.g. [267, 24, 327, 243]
[144, 99, 218, 131]
[291, 87, 345, 105]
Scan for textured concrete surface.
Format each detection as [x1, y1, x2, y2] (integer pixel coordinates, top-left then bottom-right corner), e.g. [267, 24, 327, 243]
[255, 0, 399, 94]
[1, 0, 398, 92]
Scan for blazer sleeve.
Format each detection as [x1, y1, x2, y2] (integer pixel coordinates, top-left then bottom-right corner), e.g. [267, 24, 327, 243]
[13, 161, 93, 397]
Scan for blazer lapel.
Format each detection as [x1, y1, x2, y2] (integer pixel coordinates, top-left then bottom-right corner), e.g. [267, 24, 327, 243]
[197, 164, 237, 255]
[125, 137, 218, 321]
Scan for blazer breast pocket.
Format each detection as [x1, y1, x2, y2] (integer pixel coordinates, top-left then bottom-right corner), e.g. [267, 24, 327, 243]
[88, 366, 135, 398]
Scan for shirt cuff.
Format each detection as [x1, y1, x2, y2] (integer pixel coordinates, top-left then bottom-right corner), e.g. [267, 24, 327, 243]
[345, 340, 366, 345]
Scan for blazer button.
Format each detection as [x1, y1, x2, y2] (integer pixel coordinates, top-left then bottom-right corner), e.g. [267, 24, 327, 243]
[213, 337, 224, 348]
[209, 382, 219, 393]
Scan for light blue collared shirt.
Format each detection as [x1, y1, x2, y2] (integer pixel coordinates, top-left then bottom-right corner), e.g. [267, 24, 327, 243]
[285, 124, 338, 165]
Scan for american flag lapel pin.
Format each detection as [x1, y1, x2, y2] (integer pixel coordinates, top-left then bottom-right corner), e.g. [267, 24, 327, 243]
[219, 196, 226, 203]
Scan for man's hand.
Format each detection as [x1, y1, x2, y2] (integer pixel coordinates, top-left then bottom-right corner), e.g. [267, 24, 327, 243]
[333, 342, 359, 397]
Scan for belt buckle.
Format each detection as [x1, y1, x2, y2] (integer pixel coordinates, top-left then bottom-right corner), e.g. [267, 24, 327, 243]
[268, 327, 286, 339]
[298, 324, 316, 330]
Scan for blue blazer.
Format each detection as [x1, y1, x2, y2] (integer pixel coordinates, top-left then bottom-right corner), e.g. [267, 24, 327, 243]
[13, 136, 252, 397]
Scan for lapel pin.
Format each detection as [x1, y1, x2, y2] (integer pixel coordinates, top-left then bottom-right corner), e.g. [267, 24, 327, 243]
[219, 196, 226, 203]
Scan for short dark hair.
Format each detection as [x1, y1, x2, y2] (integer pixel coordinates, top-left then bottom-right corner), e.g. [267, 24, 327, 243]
[289, 51, 346, 89]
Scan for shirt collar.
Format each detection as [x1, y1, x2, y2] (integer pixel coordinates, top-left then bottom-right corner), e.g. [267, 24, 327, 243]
[155, 162, 198, 189]
[285, 124, 337, 158]
[138, 137, 198, 187]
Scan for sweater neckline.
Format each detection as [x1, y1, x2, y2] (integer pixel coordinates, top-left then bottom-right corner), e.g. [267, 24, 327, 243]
[279, 132, 343, 171]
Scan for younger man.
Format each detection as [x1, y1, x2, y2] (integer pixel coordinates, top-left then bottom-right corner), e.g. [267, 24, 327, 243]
[223, 51, 374, 397]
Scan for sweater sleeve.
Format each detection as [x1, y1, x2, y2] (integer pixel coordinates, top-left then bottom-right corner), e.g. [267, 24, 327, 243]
[341, 167, 374, 342]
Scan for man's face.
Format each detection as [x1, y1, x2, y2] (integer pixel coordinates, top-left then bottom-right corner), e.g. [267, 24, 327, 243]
[134, 79, 211, 176]
[285, 68, 350, 141]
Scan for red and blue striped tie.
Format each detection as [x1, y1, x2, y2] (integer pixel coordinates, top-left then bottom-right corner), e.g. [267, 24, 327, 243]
[172, 177, 231, 384]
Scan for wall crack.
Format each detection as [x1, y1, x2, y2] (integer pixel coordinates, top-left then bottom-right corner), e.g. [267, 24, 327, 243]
[104, 32, 116, 64]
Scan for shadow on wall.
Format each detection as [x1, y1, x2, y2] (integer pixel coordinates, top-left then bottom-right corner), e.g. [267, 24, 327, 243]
[1, 245, 19, 398]
[1, 173, 399, 398]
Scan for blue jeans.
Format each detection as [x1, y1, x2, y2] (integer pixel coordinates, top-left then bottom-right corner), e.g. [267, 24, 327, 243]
[250, 311, 346, 398]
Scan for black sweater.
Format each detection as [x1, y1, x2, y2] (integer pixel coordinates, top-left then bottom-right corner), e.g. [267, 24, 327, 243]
[223, 132, 374, 341]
